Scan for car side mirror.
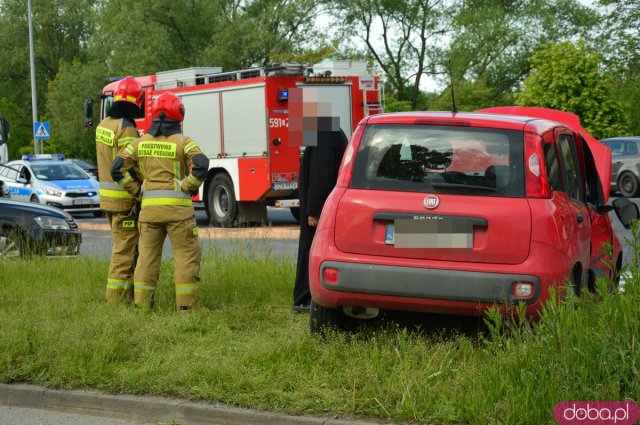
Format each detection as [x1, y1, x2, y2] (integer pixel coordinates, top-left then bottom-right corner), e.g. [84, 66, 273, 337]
[612, 197, 640, 229]
[16, 177, 27, 184]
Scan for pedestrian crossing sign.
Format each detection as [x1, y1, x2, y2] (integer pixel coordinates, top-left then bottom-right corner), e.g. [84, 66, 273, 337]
[34, 121, 50, 140]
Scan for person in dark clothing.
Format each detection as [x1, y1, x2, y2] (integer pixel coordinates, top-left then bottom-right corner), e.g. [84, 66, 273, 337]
[291, 89, 348, 312]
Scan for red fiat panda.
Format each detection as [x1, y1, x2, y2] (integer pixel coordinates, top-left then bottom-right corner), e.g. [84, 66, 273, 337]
[308, 106, 638, 332]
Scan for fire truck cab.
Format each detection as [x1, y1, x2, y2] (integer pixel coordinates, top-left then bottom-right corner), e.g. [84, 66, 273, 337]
[96, 59, 383, 225]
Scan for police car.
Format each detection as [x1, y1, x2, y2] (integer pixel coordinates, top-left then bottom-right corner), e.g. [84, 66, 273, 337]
[0, 154, 101, 216]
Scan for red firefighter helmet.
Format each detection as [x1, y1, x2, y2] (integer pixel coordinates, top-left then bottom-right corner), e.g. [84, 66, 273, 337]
[152, 92, 185, 121]
[113, 76, 143, 107]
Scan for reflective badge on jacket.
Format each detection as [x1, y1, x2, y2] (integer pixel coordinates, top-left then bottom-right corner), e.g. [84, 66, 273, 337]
[138, 141, 177, 159]
[122, 220, 135, 229]
[192, 227, 199, 236]
[96, 126, 115, 146]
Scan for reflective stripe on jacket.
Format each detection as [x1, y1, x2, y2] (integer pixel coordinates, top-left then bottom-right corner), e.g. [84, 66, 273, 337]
[116, 133, 206, 223]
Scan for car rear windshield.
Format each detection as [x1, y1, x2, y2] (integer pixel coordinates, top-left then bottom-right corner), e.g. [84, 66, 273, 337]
[32, 164, 89, 181]
[351, 124, 524, 197]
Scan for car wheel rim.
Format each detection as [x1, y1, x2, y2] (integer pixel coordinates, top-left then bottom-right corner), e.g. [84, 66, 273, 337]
[213, 186, 229, 218]
[0, 236, 20, 259]
[622, 176, 634, 192]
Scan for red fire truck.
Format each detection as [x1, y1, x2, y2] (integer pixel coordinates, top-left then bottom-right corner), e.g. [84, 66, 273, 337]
[95, 60, 383, 225]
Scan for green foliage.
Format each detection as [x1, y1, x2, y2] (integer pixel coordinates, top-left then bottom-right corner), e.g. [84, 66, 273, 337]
[517, 41, 629, 139]
[46, 60, 107, 160]
[428, 78, 514, 112]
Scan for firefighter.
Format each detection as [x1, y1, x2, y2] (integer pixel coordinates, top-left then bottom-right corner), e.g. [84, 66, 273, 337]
[96, 76, 143, 303]
[110, 92, 209, 310]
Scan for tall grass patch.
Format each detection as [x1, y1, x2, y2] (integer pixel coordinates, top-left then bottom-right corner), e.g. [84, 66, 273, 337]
[1, 233, 639, 424]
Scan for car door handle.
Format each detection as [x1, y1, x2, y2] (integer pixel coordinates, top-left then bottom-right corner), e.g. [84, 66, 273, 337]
[576, 214, 583, 223]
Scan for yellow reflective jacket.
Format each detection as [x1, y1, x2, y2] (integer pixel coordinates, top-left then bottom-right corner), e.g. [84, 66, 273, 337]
[116, 133, 206, 223]
[95, 117, 139, 212]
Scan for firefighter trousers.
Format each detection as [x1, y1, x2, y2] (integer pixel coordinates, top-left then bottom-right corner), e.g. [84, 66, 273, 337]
[106, 212, 138, 303]
[134, 217, 201, 310]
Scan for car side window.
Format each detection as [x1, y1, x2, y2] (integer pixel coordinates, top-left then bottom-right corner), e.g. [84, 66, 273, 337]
[4, 166, 18, 181]
[557, 134, 584, 202]
[627, 142, 638, 155]
[543, 143, 562, 192]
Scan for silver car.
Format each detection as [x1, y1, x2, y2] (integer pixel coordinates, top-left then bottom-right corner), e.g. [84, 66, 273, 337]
[601, 137, 640, 197]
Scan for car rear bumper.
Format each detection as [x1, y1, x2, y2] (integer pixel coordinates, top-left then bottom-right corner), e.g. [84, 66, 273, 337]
[319, 261, 541, 304]
[310, 228, 571, 317]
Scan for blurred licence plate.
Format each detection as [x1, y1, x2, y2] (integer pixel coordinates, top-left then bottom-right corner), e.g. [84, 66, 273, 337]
[73, 199, 93, 206]
[385, 219, 473, 248]
[273, 182, 298, 190]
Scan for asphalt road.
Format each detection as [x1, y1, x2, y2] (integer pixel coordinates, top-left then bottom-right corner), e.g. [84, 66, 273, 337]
[0, 406, 149, 425]
[74, 206, 300, 261]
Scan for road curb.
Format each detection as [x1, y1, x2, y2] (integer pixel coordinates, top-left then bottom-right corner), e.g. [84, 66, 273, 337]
[76, 222, 300, 240]
[0, 383, 382, 425]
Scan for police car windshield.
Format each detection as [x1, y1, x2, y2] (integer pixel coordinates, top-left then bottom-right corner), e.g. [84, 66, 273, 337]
[31, 164, 89, 181]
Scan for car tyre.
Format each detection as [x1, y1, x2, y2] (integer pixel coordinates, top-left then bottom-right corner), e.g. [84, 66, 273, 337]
[207, 173, 238, 226]
[618, 172, 639, 198]
[30, 195, 40, 204]
[309, 300, 356, 334]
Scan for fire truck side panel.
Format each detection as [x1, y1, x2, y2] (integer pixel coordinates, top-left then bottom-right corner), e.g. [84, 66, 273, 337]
[265, 77, 302, 179]
[238, 157, 270, 200]
[180, 91, 222, 158]
[220, 85, 267, 157]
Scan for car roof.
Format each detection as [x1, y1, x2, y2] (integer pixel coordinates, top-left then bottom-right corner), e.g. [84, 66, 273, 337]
[362, 111, 561, 132]
[601, 137, 640, 142]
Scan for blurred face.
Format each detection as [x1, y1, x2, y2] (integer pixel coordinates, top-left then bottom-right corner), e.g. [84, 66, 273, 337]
[288, 87, 340, 147]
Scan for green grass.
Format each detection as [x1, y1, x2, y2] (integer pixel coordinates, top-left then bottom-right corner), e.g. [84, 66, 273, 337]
[1, 237, 639, 424]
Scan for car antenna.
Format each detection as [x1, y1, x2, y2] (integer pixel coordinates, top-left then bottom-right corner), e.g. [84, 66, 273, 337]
[449, 59, 458, 114]
[448, 59, 457, 114]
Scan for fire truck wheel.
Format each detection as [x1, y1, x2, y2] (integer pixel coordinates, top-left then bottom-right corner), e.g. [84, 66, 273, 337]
[208, 173, 238, 226]
[290, 207, 300, 224]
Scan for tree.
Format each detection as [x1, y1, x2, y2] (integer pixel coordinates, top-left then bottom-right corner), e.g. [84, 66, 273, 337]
[516, 41, 628, 139]
[329, 0, 453, 110]
[0, 0, 96, 159]
[446, 0, 597, 100]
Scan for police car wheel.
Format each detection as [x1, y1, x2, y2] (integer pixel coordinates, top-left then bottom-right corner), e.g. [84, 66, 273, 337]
[30, 195, 39, 204]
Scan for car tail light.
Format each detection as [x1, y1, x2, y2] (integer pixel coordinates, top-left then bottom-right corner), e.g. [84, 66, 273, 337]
[513, 281, 534, 298]
[322, 267, 339, 284]
[524, 131, 551, 198]
[336, 124, 365, 188]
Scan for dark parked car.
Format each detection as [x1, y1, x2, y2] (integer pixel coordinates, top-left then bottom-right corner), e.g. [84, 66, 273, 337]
[0, 198, 81, 259]
[600, 137, 640, 197]
[67, 158, 99, 179]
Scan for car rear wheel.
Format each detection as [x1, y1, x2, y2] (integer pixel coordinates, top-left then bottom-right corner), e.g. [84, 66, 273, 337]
[0, 232, 21, 259]
[309, 300, 357, 334]
[618, 172, 639, 197]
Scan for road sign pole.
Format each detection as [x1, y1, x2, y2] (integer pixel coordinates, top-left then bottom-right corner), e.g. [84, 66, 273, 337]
[28, 0, 39, 155]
